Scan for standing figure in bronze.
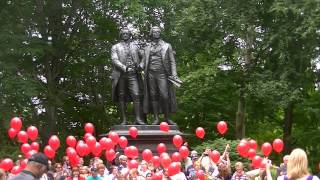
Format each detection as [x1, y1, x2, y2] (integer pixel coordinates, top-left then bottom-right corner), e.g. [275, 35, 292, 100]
[140, 26, 182, 125]
[110, 27, 145, 125]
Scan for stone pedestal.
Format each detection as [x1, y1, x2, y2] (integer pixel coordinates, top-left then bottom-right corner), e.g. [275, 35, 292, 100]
[100, 125, 183, 154]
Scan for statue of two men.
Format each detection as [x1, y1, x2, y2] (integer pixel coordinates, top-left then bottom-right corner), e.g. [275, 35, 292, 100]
[110, 26, 182, 126]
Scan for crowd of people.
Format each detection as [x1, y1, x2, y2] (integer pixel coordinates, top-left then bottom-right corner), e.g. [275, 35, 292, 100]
[1, 146, 320, 180]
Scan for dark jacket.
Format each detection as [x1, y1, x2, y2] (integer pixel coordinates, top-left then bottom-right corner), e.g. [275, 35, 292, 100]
[110, 41, 143, 102]
[141, 40, 178, 113]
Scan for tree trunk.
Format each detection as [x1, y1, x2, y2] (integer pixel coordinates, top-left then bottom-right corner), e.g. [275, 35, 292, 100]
[283, 102, 294, 154]
[235, 87, 245, 139]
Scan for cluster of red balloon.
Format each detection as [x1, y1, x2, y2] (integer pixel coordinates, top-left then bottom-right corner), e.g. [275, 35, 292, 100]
[1, 117, 42, 174]
[62, 123, 130, 167]
[236, 138, 284, 169]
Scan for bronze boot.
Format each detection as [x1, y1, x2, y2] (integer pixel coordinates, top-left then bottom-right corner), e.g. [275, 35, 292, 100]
[133, 101, 146, 125]
[118, 101, 127, 125]
[151, 101, 160, 125]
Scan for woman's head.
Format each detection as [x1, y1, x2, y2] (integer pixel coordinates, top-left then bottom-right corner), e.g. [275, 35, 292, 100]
[287, 148, 309, 179]
[71, 166, 80, 177]
[54, 163, 62, 172]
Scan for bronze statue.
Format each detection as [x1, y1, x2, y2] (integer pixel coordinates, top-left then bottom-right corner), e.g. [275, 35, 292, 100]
[110, 28, 145, 125]
[140, 26, 182, 125]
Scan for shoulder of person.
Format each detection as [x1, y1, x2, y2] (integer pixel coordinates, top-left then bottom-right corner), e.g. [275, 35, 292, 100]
[312, 175, 320, 180]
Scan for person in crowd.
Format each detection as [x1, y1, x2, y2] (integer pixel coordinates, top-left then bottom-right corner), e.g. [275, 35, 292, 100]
[231, 162, 248, 180]
[199, 148, 219, 179]
[11, 153, 49, 180]
[146, 173, 153, 180]
[0, 169, 7, 180]
[97, 163, 109, 179]
[107, 166, 120, 180]
[138, 160, 151, 178]
[277, 148, 319, 180]
[54, 163, 64, 180]
[128, 168, 145, 180]
[216, 162, 232, 180]
[184, 150, 198, 171]
[79, 166, 90, 179]
[86, 167, 103, 180]
[118, 155, 128, 171]
[62, 156, 71, 174]
[185, 160, 203, 180]
[66, 166, 85, 180]
[276, 155, 289, 178]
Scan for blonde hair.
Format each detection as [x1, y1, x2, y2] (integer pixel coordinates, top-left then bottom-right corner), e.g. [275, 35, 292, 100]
[287, 148, 310, 180]
[235, 162, 243, 169]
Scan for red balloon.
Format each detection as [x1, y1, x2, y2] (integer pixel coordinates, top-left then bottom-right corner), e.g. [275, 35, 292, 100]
[67, 147, 77, 160]
[91, 142, 102, 157]
[196, 170, 205, 180]
[179, 146, 189, 158]
[196, 127, 205, 139]
[76, 141, 89, 157]
[83, 133, 92, 141]
[20, 159, 28, 169]
[128, 159, 139, 169]
[272, 139, 284, 153]
[152, 172, 163, 180]
[167, 162, 181, 176]
[217, 121, 228, 135]
[108, 131, 119, 145]
[142, 149, 153, 162]
[160, 155, 171, 168]
[17, 131, 28, 143]
[210, 150, 220, 163]
[237, 142, 249, 157]
[118, 136, 128, 149]
[99, 137, 114, 150]
[152, 156, 161, 167]
[1, 158, 14, 171]
[157, 143, 167, 154]
[30, 142, 40, 152]
[172, 135, 183, 148]
[261, 142, 272, 157]
[11, 165, 21, 175]
[48, 135, 60, 150]
[25, 150, 37, 159]
[160, 122, 169, 132]
[44, 145, 56, 159]
[252, 155, 263, 169]
[84, 123, 95, 134]
[171, 152, 181, 162]
[105, 149, 116, 162]
[27, 126, 38, 141]
[126, 146, 139, 159]
[7, 128, 18, 139]
[129, 126, 138, 138]
[69, 155, 80, 167]
[248, 139, 258, 150]
[66, 136, 77, 148]
[10, 117, 22, 131]
[85, 135, 96, 149]
[247, 148, 256, 159]
[21, 143, 32, 155]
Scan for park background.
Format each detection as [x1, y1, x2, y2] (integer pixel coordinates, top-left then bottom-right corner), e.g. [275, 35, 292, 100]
[0, 0, 319, 172]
